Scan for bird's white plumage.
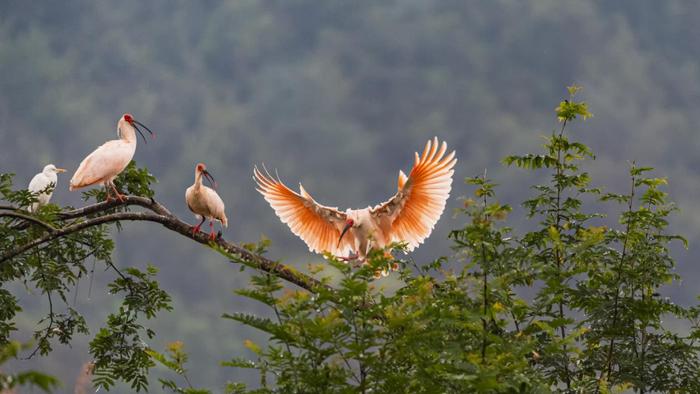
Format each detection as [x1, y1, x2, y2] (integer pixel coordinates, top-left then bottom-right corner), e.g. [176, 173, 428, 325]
[185, 163, 228, 239]
[70, 116, 140, 192]
[70, 139, 135, 190]
[185, 185, 228, 226]
[28, 164, 65, 212]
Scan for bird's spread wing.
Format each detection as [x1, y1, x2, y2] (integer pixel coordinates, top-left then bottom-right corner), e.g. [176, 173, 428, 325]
[254, 166, 351, 256]
[370, 137, 456, 251]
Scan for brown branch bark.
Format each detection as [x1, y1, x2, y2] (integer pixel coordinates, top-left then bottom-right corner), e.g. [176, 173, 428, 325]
[1, 196, 327, 293]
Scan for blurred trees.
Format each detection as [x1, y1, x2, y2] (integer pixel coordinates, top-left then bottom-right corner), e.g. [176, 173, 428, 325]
[2, 0, 700, 390]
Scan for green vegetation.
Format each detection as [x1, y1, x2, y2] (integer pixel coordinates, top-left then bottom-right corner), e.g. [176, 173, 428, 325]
[2, 89, 699, 392]
[3, 1, 700, 392]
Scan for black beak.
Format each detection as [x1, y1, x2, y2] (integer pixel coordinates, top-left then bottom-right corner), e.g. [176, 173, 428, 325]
[203, 170, 218, 189]
[132, 120, 155, 144]
[338, 222, 352, 248]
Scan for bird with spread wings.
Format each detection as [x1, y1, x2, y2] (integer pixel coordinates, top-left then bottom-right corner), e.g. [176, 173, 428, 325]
[254, 137, 456, 262]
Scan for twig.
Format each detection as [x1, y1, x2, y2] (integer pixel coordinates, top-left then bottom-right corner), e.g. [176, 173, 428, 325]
[598, 165, 637, 388]
[0, 211, 57, 232]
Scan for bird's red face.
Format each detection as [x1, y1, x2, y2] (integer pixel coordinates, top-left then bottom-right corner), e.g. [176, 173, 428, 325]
[121, 113, 155, 143]
[197, 163, 218, 189]
[338, 219, 354, 247]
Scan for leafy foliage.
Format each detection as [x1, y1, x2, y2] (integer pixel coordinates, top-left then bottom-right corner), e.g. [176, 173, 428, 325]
[148, 341, 210, 394]
[213, 88, 700, 393]
[0, 164, 170, 391]
[90, 265, 172, 392]
[215, 248, 546, 392]
[2, 87, 700, 393]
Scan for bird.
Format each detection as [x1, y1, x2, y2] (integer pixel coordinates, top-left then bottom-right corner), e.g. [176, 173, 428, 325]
[185, 162, 228, 241]
[254, 137, 456, 261]
[69, 113, 154, 201]
[27, 164, 66, 212]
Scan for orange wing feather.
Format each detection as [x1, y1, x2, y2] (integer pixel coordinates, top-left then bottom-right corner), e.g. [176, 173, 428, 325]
[371, 137, 457, 250]
[254, 166, 351, 256]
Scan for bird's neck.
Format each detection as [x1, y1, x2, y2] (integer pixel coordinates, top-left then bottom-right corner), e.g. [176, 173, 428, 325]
[118, 123, 138, 144]
[193, 172, 203, 191]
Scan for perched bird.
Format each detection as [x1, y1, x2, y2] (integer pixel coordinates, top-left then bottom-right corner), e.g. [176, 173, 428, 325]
[185, 163, 228, 240]
[254, 137, 456, 260]
[69, 114, 154, 201]
[27, 164, 66, 212]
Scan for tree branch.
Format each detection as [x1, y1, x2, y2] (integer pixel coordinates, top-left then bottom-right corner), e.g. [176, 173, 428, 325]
[1, 196, 327, 293]
[0, 212, 57, 232]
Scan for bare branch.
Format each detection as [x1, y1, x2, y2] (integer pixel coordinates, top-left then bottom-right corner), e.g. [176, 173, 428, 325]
[58, 196, 171, 220]
[1, 196, 327, 293]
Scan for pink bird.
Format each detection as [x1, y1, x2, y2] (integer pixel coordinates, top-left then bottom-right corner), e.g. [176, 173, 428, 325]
[254, 137, 456, 261]
[185, 163, 228, 241]
[70, 114, 154, 201]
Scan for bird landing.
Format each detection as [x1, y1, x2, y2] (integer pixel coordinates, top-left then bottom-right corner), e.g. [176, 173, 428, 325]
[254, 136, 457, 269]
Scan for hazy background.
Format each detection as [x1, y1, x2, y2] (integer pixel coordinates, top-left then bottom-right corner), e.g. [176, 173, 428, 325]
[2, 1, 700, 391]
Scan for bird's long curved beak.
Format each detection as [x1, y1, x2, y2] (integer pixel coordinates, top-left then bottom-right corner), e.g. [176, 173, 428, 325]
[55, 168, 67, 173]
[338, 222, 352, 248]
[203, 170, 218, 189]
[132, 120, 155, 144]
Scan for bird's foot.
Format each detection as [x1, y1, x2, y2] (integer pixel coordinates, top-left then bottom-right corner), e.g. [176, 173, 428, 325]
[114, 193, 127, 203]
[338, 253, 359, 263]
[192, 225, 201, 237]
[208, 231, 216, 241]
[353, 259, 367, 269]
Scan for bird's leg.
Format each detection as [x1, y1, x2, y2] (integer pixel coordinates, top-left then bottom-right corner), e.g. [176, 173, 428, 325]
[217, 221, 224, 240]
[104, 183, 113, 202]
[338, 252, 357, 262]
[352, 257, 367, 269]
[192, 216, 205, 236]
[109, 182, 126, 203]
[208, 220, 216, 241]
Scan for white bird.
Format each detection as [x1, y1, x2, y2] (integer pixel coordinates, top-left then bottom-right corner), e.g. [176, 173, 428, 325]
[254, 137, 457, 261]
[69, 113, 154, 201]
[185, 163, 228, 241]
[27, 164, 66, 212]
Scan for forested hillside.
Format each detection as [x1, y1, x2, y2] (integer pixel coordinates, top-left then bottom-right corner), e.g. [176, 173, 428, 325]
[2, 1, 700, 391]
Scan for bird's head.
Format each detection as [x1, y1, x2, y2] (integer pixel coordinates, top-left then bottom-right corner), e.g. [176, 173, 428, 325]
[120, 113, 155, 143]
[43, 164, 66, 174]
[338, 218, 355, 247]
[196, 163, 217, 189]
